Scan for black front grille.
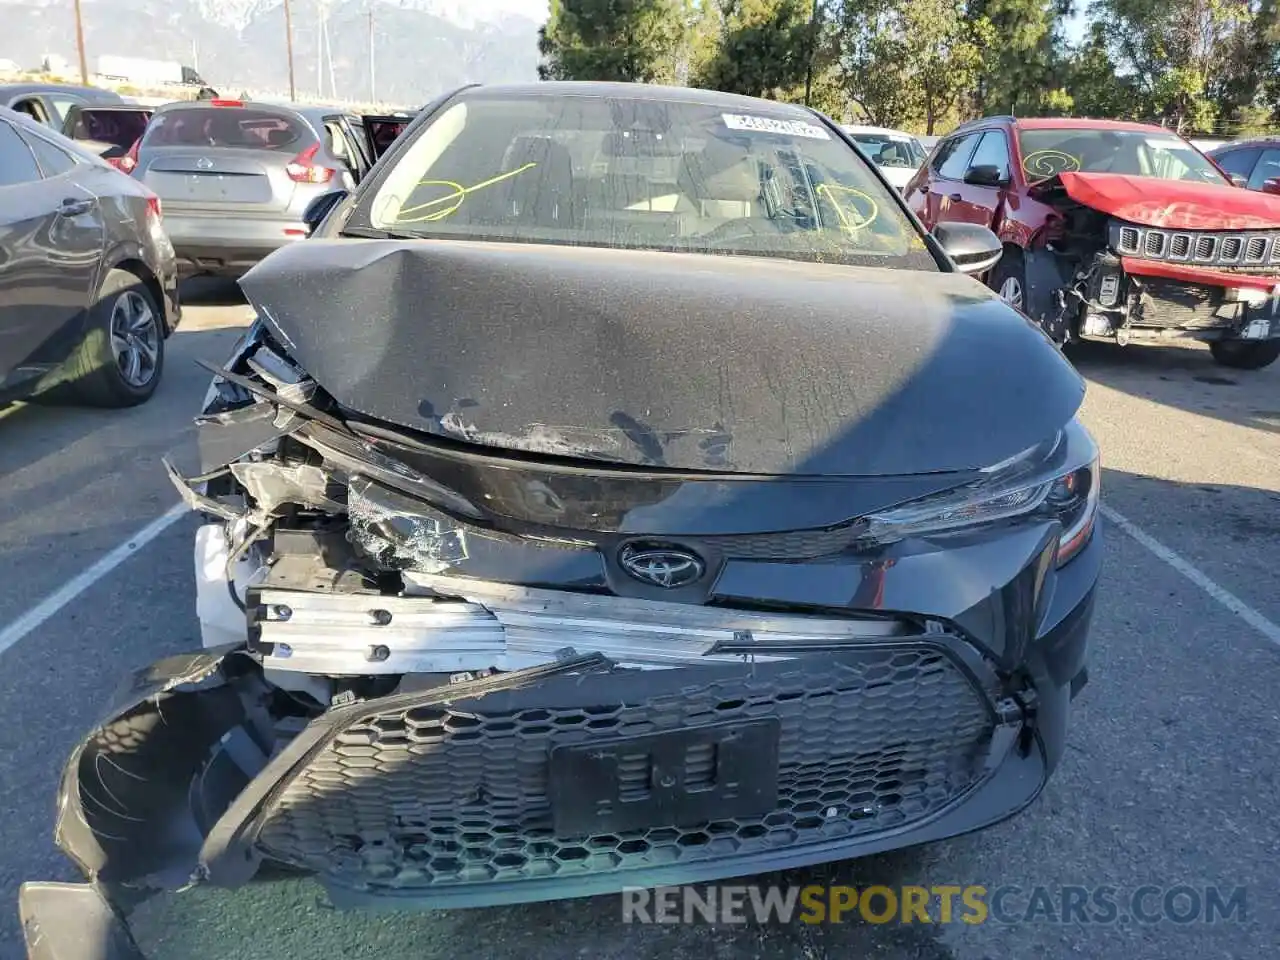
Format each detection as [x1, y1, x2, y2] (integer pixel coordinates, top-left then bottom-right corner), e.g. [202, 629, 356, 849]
[256, 647, 998, 892]
[1136, 279, 1241, 329]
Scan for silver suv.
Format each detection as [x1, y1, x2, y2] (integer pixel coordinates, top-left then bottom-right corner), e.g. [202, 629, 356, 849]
[131, 99, 375, 277]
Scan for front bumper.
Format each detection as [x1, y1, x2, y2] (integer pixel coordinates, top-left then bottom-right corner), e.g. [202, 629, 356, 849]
[19, 529, 1096, 952]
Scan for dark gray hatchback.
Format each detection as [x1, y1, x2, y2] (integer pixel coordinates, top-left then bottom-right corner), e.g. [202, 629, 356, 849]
[19, 82, 1101, 957]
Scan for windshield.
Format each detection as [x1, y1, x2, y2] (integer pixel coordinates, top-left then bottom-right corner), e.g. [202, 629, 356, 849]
[143, 107, 308, 150]
[1017, 128, 1227, 185]
[67, 109, 150, 150]
[364, 93, 935, 270]
[847, 133, 926, 167]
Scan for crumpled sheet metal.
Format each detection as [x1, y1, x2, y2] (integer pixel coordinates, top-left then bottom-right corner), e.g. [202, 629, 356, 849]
[1048, 171, 1280, 231]
[53, 648, 273, 894]
[237, 237, 1083, 477]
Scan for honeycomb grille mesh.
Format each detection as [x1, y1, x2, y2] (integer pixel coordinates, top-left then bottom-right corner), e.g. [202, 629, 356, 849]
[257, 648, 996, 893]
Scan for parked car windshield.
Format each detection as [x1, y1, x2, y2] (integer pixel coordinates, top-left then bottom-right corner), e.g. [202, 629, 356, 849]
[846, 132, 927, 167]
[1017, 127, 1228, 185]
[66, 108, 151, 150]
[365, 92, 936, 269]
[142, 107, 308, 150]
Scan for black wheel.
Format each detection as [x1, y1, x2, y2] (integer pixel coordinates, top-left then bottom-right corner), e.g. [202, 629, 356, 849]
[988, 248, 1027, 313]
[1209, 339, 1280, 370]
[58, 269, 166, 407]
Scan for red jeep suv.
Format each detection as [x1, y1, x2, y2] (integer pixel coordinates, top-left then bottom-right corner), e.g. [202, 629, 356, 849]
[905, 116, 1280, 369]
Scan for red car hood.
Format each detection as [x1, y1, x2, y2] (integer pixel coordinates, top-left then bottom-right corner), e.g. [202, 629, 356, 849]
[1052, 172, 1280, 230]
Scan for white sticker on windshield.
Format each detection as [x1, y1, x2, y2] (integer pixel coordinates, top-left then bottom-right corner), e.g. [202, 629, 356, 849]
[722, 113, 831, 140]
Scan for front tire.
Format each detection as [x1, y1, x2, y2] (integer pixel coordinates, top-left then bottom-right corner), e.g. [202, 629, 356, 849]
[1209, 339, 1280, 370]
[60, 269, 166, 407]
[989, 250, 1029, 314]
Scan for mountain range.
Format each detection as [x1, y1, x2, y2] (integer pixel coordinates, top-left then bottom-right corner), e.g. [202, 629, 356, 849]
[0, 0, 548, 105]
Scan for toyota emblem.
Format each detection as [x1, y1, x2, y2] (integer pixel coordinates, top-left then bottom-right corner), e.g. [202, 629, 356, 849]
[618, 544, 705, 588]
[196, 157, 214, 170]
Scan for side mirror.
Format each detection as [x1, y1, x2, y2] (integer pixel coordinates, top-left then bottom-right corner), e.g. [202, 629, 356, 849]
[1263, 178, 1280, 196]
[1228, 172, 1248, 188]
[302, 190, 349, 234]
[932, 222, 1003, 275]
[963, 164, 1008, 187]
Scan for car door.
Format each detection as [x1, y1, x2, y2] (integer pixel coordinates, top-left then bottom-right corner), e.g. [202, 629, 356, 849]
[1211, 146, 1262, 187]
[1246, 148, 1280, 192]
[948, 129, 1012, 228]
[912, 133, 980, 229]
[360, 115, 411, 163]
[0, 119, 104, 388]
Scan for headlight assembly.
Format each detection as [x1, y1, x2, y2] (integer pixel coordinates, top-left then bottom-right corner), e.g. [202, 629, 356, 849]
[861, 420, 1099, 566]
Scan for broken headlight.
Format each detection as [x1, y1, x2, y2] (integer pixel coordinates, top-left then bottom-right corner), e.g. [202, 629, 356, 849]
[861, 419, 1099, 566]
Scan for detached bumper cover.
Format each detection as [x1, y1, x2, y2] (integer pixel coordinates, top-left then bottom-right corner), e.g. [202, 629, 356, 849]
[18, 607, 1094, 934]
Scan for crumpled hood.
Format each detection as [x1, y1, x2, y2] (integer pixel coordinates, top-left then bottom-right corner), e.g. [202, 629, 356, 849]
[239, 238, 1083, 477]
[1049, 171, 1280, 230]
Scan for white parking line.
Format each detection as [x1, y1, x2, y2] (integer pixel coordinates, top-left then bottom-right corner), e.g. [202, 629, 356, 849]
[1101, 502, 1280, 649]
[0, 503, 188, 658]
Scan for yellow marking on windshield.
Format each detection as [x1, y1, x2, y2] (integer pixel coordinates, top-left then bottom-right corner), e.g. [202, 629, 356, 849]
[815, 183, 879, 232]
[395, 162, 539, 222]
[1022, 149, 1081, 180]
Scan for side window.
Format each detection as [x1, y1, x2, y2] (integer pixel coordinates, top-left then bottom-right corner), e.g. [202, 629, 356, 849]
[9, 97, 48, 125]
[1247, 149, 1280, 190]
[937, 134, 979, 180]
[0, 121, 42, 186]
[22, 131, 79, 177]
[968, 130, 1010, 180]
[1213, 147, 1261, 180]
[50, 98, 83, 124]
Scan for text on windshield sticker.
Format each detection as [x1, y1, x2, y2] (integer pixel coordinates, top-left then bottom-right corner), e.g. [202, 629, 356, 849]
[722, 114, 831, 140]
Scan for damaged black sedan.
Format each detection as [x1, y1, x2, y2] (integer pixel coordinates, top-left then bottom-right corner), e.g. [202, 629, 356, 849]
[20, 82, 1102, 956]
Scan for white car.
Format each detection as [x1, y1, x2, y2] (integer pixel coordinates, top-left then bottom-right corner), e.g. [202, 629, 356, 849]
[842, 124, 928, 191]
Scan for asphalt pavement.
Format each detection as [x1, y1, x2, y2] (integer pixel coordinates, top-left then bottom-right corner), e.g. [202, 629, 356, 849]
[0, 285, 1277, 960]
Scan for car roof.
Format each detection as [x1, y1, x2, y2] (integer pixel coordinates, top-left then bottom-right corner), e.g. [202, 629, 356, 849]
[0, 83, 124, 101]
[67, 102, 153, 113]
[842, 124, 919, 139]
[1013, 117, 1171, 134]
[1208, 136, 1280, 151]
[459, 81, 821, 117]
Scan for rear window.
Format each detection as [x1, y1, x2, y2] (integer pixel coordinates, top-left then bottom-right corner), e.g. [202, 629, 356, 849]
[143, 107, 309, 150]
[69, 109, 151, 150]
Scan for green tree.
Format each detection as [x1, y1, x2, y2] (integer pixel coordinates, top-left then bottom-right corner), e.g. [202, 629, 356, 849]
[538, 0, 689, 83]
[690, 0, 817, 98]
[967, 0, 1064, 115]
[836, 0, 994, 133]
[1058, 22, 1143, 118]
[1086, 0, 1269, 132]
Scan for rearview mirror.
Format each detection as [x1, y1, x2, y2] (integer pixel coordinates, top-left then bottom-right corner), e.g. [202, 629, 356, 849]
[963, 164, 1007, 188]
[302, 190, 349, 234]
[932, 222, 1003, 275]
[1263, 177, 1280, 196]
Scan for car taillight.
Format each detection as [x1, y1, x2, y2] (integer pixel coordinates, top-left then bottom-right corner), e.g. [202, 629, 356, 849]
[285, 143, 334, 184]
[211, 99, 245, 107]
[119, 138, 140, 174]
[145, 194, 162, 219]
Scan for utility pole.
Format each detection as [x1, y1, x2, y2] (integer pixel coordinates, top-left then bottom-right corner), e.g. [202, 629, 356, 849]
[283, 0, 297, 101]
[368, 5, 376, 103]
[72, 0, 88, 84]
[803, 0, 821, 107]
